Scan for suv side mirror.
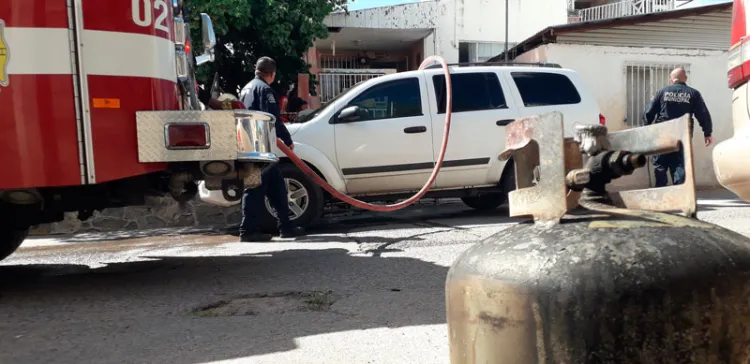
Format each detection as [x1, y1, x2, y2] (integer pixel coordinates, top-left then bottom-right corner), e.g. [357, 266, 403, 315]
[195, 13, 217, 66]
[336, 106, 366, 123]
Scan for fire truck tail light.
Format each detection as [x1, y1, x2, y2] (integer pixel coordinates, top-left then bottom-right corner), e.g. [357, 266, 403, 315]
[165, 123, 210, 149]
[185, 40, 191, 55]
[599, 113, 606, 125]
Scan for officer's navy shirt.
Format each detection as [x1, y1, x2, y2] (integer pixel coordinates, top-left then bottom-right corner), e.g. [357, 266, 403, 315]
[239, 76, 294, 146]
[642, 81, 713, 137]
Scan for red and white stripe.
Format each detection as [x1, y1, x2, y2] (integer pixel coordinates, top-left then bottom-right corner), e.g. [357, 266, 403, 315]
[2, 0, 81, 189]
[6, 28, 176, 81]
[5, 0, 176, 80]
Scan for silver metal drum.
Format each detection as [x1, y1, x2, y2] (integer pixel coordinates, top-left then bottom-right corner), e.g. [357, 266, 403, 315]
[235, 110, 279, 164]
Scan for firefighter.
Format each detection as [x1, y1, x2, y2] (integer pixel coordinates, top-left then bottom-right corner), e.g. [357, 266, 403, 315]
[642, 67, 713, 187]
[237, 57, 306, 242]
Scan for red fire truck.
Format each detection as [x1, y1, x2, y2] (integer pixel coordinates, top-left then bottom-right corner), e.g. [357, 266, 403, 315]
[714, 0, 750, 201]
[0, 0, 276, 261]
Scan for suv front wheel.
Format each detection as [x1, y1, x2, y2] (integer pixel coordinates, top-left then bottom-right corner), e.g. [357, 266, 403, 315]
[259, 163, 325, 233]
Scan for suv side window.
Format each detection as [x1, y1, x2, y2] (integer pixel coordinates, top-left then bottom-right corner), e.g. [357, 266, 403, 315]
[510, 72, 581, 107]
[433, 72, 507, 114]
[345, 78, 423, 121]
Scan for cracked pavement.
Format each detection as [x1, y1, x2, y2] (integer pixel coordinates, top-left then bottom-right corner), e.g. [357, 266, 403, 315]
[1, 190, 749, 364]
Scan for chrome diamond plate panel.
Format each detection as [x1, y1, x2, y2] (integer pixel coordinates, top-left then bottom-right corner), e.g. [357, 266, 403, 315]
[136, 110, 237, 162]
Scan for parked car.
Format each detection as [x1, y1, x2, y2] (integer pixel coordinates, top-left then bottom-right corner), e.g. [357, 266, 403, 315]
[200, 63, 604, 231]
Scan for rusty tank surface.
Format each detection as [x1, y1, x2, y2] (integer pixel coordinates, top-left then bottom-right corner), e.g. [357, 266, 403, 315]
[445, 112, 750, 364]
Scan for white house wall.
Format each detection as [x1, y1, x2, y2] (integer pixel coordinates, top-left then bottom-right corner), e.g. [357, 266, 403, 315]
[534, 43, 731, 188]
[514, 46, 549, 63]
[325, 0, 567, 63]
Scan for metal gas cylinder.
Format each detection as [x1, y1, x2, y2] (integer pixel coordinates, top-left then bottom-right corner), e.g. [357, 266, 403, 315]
[446, 112, 750, 364]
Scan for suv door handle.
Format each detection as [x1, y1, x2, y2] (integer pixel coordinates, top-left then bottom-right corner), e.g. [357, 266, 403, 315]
[404, 126, 427, 134]
[496, 119, 514, 126]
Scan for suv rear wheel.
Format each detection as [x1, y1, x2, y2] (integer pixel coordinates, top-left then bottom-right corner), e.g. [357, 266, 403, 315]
[461, 160, 516, 211]
[461, 194, 506, 210]
[259, 163, 325, 233]
[0, 227, 29, 262]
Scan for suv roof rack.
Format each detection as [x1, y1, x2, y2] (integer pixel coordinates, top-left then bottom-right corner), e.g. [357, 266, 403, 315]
[424, 61, 562, 69]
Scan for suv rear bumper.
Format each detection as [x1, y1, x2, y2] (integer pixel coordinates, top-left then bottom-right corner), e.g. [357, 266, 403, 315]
[713, 85, 750, 201]
[713, 134, 750, 200]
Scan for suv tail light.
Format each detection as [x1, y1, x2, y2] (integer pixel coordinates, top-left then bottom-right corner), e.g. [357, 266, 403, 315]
[599, 113, 606, 125]
[728, 0, 748, 88]
[165, 123, 210, 149]
[728, 40, 750, 89]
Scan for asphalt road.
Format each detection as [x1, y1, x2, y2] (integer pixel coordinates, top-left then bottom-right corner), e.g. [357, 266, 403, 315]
[1, 190, 749, 364]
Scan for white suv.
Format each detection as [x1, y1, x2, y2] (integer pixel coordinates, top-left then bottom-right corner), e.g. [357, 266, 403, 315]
[200, 64, 603, 231]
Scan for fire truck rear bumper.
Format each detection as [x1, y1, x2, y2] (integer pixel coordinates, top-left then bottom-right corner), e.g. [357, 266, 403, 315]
[237, 152, 277, 160]
[135, 110, 279, 165]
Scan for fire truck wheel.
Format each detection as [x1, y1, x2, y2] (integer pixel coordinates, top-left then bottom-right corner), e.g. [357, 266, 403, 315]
[260, 163, 325, 233]
[0, 227, 29, 262]
[461, 159, 516, 211]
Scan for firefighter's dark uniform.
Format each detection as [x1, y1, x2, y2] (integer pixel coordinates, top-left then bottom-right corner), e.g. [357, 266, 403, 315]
[642, 81, 713, 187]
[238, 76, 295, 238]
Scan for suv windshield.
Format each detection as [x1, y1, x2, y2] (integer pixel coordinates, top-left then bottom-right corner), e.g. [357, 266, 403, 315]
[295, 81, 364, 123]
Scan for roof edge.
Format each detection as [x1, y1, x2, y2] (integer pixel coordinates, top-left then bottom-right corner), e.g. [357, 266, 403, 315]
[488, 1, 733, 62]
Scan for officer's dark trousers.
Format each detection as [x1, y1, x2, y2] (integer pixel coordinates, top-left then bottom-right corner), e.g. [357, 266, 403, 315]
[652, 145, 685, 187]
[239, 164, 291, 236]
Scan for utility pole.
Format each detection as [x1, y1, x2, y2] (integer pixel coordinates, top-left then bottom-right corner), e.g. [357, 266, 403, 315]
[504, 0, 509, 62]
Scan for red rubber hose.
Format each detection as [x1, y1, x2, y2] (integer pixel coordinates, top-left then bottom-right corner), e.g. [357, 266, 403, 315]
[275, 55, 453, 212]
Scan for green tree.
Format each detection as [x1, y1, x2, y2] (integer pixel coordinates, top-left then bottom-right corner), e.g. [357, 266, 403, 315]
[186, 0, 351, 96]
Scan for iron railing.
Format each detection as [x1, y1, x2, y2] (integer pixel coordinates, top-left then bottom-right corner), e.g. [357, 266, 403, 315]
[318, 69, 386, 105]
[574, 0, 676, 22]
[624, 61, 689, 127]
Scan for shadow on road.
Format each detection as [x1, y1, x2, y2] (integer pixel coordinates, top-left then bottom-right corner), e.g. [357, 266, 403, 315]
[46, 202, 514, 246]
[212, 203, 516, 240]
[55, 227, 227, 244]
[317, 203, 515, 231]
[0, 248, 451, 364]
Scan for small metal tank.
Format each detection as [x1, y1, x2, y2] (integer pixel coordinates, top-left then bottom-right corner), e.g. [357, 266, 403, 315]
[235, 109, 279, 165]
[234, 109, 279, 190]
[446, 112, 750, 364]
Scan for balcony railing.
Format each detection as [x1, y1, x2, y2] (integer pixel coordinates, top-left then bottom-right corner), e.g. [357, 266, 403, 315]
[573, 0, 676, 22]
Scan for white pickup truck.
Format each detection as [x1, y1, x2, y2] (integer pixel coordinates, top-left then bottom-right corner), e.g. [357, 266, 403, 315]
[201, 63, 603, 231]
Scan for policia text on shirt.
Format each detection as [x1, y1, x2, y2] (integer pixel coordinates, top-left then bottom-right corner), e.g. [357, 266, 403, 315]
[642, 67, 713, 188]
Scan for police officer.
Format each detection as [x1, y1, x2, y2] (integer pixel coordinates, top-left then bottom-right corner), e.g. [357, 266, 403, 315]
[238, 57, 306, 242]
[642, 67, 713, 187]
